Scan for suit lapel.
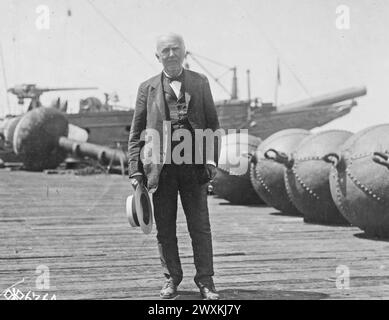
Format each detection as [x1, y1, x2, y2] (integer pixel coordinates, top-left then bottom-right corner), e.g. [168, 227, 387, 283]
[183, 70, 193, 112]
[150, 73, 166, 120]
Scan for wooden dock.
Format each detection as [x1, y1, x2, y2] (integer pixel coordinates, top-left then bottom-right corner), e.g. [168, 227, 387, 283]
[1, 169, 389, 300]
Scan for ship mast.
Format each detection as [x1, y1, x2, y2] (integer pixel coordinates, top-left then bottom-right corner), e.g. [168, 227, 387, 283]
[246, 69, 252, 121]
[231, 66, 238, 100]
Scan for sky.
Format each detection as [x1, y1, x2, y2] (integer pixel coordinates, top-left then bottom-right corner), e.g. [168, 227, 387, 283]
[0, 0, 388, 132]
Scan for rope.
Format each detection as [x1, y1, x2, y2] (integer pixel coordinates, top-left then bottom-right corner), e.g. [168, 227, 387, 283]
[187, 53, 232, 98]
[187, 51, 232, 69]
[228, 0, 312, 98]
[85, 0, 157, 72]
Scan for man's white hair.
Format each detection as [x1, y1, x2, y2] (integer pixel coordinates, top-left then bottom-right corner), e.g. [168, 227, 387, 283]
[156, 33, 186, 52]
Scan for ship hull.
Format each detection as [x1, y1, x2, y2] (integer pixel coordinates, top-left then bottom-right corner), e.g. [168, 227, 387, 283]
[66, 110, 134, 148]
[65, 101, 353, 148]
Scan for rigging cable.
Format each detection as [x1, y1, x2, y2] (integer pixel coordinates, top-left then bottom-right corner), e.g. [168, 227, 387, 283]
[188, 51, 232, 69]
[229, 0, 312, 99]
[188, 52, 234, 82]
[85, 0, 157, 72]
[187, 52, 233, 98]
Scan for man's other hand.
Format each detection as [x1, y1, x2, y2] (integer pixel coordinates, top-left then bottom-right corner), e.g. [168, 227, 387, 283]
[130, 174, 144, 190]
[205, 163, 217, 181]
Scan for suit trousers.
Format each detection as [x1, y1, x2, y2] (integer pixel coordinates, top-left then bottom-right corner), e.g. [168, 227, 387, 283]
[152, 164, 214, 287]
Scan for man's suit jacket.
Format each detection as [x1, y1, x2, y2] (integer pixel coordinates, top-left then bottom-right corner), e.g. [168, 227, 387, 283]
[128, 69, 220, 192]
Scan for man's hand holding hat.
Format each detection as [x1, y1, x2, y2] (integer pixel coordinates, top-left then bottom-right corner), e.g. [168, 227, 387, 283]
[130, 173, 144, 190]
[205, 161, 217, 181]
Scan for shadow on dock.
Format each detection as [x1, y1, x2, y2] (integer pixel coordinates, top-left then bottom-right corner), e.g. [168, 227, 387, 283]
[354, 232, 389, 242]
[218, 203, 269, 208]
[175, 289, 329, 300]
[269, 211, 303, 218]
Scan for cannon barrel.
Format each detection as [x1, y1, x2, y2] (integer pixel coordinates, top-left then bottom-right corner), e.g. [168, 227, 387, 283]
[34, 87, 98, 92]
[282, 86, 367, 111]
[12, 107, 126, 171]
[58, 137, 126, 165]
[7, 86, 98, 93]
[7, 85, 98, 99]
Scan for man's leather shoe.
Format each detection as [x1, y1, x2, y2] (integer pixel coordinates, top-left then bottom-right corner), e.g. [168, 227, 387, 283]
[160, 278, 178, 299]
[199, 285, 220, 300]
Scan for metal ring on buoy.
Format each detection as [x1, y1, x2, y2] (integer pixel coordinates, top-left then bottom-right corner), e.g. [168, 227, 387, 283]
[265, 149, 294, 168]
[373, 151, 389, 169]
[322, 153, 340, 167]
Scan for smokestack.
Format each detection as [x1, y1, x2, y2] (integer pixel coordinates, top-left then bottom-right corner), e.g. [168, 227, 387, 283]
[231, 66, 238, 100]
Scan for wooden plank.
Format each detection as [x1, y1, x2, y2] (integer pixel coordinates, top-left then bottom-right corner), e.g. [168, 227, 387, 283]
[1, 170, 389, 299]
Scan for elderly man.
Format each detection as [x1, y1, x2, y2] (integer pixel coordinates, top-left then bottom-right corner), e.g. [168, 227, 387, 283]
[128, 33, 220, 300]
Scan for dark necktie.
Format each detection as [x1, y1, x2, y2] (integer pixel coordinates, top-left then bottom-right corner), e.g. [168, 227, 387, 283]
[165, 72, 184, 83]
